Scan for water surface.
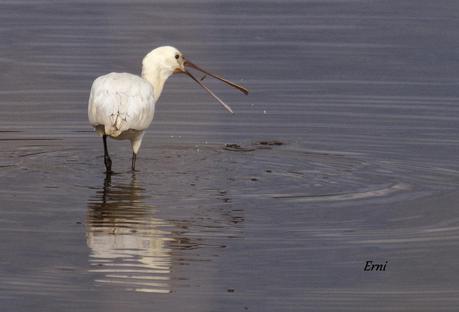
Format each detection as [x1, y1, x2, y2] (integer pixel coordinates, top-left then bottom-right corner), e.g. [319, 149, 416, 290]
[1, 0, 459, 311]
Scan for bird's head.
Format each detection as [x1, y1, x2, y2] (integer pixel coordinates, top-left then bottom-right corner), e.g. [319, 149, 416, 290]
[143, 46, 185, 75]
[142, 46, 248, 113]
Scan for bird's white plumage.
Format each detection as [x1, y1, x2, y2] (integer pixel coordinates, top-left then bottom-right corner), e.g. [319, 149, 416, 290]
[88, 72, 156, 138]
[88, 47, 183, 165]
[87, 45, 247, 171]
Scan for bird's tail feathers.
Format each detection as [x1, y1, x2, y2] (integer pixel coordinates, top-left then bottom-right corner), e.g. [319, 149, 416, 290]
[105, 112, 127, 137]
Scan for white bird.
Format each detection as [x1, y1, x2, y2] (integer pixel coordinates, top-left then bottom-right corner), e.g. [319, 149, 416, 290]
[88, 46, 248, 173]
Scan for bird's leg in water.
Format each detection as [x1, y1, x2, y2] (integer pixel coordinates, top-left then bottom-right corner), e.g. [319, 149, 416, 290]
[103, 135, 112, 173]
[131, 152, 137, 171]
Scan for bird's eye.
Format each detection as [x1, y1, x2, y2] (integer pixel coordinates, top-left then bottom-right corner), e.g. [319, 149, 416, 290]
[175, 54, 180, 60]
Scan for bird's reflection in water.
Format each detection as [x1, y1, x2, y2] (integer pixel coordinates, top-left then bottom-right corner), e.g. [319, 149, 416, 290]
[86, 173, 173, 293]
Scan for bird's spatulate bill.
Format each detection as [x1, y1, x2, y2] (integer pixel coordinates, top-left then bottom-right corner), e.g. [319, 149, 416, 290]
[185, 71, 234, 114]
[185, 60, 249, 95]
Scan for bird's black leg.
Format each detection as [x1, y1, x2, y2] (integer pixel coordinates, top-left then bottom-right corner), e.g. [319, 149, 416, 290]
[103, 135, 112, 173]
[131, 152, 137, 171]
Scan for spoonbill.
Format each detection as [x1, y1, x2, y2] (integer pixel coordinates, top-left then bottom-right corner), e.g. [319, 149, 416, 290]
[88, 46, 248, 173]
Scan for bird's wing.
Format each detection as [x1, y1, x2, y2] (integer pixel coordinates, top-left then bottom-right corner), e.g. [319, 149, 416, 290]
[88, 73, 156, 137]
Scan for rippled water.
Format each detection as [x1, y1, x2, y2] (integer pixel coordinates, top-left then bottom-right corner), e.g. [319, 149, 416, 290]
[1, 0, 459, 311]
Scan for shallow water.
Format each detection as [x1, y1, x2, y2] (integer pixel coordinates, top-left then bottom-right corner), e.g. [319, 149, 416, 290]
[1, 0, 459, 311]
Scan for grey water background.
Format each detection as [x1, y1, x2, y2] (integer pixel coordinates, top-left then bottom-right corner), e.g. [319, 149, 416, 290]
[1, 0, 459, 311]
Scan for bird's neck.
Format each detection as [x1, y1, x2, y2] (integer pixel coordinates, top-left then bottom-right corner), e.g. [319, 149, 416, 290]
[141, 64, 173, 101]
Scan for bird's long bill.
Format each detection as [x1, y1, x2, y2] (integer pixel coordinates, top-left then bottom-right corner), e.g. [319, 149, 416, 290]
[184, 60, 249, 95]
[184, 70, 234, 113]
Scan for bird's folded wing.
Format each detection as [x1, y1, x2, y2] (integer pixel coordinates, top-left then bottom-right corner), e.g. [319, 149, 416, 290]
[88, 73, 156, 137]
